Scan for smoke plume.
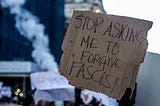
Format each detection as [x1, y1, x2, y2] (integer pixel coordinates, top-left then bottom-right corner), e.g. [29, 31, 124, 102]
[1, 0, 58, 72]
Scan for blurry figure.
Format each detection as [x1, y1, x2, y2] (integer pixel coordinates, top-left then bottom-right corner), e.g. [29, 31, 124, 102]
[118, 83, 137, 106]
[75, 88, 83, 106]
[37, 100, 50, 106]
[50, 101, 55, 106]
[0, 86, 11, 104]
[23, 88, 36, 106]
[11, 96, 19, 104]
[64, 101, 74, 106]
[0, 96, 11, 103]
[37, 100, 45, 106]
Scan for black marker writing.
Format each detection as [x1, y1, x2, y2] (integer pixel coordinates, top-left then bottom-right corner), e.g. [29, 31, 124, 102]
[75, 15, 104, 33]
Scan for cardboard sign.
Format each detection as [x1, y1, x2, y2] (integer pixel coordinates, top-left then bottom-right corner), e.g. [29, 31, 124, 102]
[60, 11, 152, 99]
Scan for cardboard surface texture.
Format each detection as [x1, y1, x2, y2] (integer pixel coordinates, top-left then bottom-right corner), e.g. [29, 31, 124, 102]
[60, 11, 152, 99]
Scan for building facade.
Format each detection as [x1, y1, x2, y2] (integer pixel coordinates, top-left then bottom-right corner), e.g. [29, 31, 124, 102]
[0, 0, 64, 103]
[65, 0, 106, 27]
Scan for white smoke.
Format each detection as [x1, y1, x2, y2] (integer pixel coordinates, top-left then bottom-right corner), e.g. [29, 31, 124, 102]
[1, 0, 58, 72]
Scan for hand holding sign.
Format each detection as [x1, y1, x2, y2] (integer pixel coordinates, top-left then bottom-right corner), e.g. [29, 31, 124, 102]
[60, 11, 152, 99]
[118, 83, 137, 106]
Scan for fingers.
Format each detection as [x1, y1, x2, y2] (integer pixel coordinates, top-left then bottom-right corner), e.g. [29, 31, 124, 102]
[131, 83, 137, 105]
[118, 88, 132, 106]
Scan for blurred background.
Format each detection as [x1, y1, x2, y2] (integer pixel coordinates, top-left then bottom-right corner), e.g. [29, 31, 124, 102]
[0, 0, 107, 105]
[0, 0, 160, 106]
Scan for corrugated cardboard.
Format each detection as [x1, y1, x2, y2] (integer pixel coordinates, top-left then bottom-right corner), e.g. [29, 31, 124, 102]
[60, 11, 152, 99]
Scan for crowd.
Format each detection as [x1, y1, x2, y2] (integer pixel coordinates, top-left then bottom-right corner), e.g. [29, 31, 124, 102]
[0, 83, 137, 106]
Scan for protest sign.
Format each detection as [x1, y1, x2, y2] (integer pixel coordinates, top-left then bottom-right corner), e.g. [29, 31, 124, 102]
[31, 72, 75, 103]
[30, 71, 74, 90]
[84, 89, 118, 106]
[60, 11, 152, 99]
[34, 89, 75, 103]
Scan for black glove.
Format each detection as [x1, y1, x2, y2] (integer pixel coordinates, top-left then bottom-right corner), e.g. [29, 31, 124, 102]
[117, 83, 137, 106]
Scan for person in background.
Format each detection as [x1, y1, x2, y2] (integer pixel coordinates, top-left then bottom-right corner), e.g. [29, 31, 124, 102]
[117, 83, 137, 106]
[37, 100, 51, 106]
[23, 88, 36, 106]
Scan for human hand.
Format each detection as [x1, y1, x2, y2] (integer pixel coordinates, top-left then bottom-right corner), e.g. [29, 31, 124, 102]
[117, 83, 137, 106]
